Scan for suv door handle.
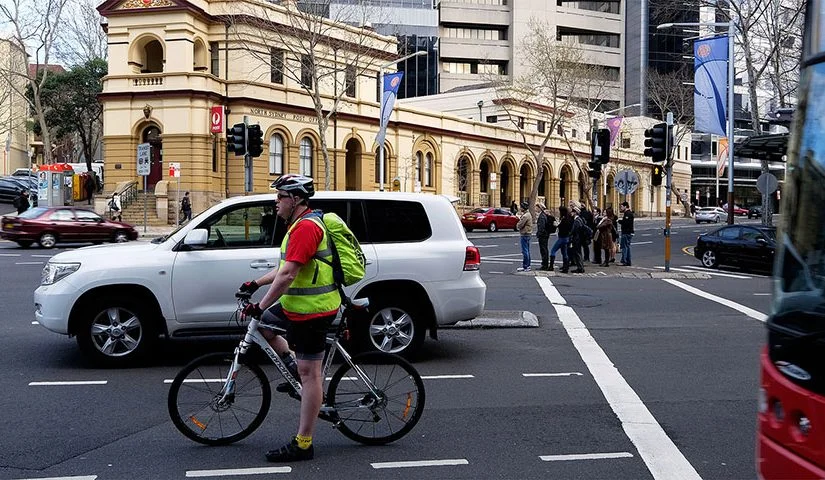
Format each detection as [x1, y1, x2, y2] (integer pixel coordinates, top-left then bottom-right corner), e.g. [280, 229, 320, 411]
[250, 261, 276, 269]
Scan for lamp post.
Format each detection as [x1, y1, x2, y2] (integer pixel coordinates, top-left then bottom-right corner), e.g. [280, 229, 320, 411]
[602, 103, 641, 117]
[658, 20, 736, 225]
[477, 100, 483, 122]
[378, 50, 427, 192]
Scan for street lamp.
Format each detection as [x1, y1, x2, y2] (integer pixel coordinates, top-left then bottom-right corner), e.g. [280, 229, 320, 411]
[378, 50, 427, 192]
[477, 100, 484, 122]
[602, 103, 642, 117]
[658, 21, 736, 224]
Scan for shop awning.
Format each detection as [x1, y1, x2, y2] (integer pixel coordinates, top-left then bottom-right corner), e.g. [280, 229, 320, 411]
[734, 133, 789, 162]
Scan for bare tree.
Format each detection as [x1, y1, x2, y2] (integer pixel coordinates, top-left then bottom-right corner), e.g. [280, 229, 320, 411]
[0, 0, 70, 165]
[54, 0, 108, 65]
[225, 0, 393, 190]
[490, 19, 612, 213]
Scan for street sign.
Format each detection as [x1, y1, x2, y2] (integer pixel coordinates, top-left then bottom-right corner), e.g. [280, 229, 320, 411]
[756, 173, 779, 194]
[614, 169, 639, 195]
[210, 106, 224, 134]
[137, 143, 151, 176]
[169, 162, 181, 178]
[680, 192, 688, 203]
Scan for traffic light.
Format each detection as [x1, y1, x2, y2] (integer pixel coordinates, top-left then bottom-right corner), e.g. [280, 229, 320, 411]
[643, 122, 669, 163]
[588, 161, 601, 179]
[227, 122, 246, 156]
[652, 165, 663, 186]
[591, 128, 611, 164]
[247, 124, 264, 158]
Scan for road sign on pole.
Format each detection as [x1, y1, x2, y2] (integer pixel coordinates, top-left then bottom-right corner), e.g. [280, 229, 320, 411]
[169, 162, 181, 226]
[137, 143, 151, 176]
[614, 169, 639, 195]
[756, 173, 778, 195]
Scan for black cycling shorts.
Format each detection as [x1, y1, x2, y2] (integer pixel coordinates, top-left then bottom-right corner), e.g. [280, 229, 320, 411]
[261, 304, 334, 360]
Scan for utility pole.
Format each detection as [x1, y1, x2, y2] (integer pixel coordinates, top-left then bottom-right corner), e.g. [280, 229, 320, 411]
[664, 112, 674, 272]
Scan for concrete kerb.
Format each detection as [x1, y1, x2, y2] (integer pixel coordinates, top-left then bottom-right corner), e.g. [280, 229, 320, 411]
[447, 310, 540, 329]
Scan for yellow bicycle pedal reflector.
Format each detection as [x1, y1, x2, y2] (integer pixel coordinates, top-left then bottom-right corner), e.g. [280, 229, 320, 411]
[402, 394, 412, 419]
[190, 416, 207, 430]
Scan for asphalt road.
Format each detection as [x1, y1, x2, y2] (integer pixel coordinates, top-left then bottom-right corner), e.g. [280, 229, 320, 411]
[0, 218, 770, 479]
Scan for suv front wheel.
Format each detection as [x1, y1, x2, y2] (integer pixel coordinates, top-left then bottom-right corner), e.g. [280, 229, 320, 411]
[76, 294, 157, 367]
[362, 301, 425, 358]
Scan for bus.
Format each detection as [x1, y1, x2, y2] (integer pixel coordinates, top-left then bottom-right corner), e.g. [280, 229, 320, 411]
[757, 0, 825, 477]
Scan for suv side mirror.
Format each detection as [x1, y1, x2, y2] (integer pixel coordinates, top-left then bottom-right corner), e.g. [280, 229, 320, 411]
[183, 228, 208, 247]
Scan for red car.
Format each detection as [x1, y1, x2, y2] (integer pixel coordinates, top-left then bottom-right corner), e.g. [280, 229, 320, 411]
[0, 206, 138, 248]
[461, 207, 520, 232]
[722, 204, 749, 216]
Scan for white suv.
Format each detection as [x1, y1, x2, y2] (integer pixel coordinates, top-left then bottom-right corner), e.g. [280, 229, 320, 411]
[34, 192, 486, 366]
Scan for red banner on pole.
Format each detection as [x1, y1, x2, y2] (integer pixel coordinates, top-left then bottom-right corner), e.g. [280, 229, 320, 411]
[210, 106, 224, 134]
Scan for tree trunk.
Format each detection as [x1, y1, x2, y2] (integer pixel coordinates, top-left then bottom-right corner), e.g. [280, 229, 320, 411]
[316, 115, 330, 191]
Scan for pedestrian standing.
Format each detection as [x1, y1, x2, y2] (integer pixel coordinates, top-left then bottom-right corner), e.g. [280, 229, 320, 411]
[510, 200, 518, 216]
[108, 193, 122, 222]
[577, 202, 594, 263]
[535, 203, 556, 271]
[13, 189, 29, 214]
[568, 202, 589, 274]
[551, 206, 573, 273]
[619, 201, 635, 266]
[180, 191, 192, 224]
[592, 207, 603, 265]
[595, 210, 614, 267]
[516, 201, 533, 272]
[84, 175, 95, 205]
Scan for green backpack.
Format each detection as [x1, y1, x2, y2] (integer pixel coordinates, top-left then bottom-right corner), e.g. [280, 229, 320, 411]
[306, 211, 366, 287]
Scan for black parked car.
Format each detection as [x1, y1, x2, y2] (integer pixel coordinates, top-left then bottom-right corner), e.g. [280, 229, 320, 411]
[0, 177, 38, 205]
[694, 225, 776, 271]
[748, 205, 763, 219]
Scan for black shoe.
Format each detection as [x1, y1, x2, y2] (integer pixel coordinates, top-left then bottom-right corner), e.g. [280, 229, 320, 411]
[276, 382, 302, 400]
[266, 438, 314, 462]
[572, 268, 585, 273]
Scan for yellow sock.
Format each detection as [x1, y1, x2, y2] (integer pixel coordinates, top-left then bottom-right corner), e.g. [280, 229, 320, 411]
[295, 434, 312, 450]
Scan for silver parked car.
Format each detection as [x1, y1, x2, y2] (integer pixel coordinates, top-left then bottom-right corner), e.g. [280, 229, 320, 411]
[695, 207, 727, 224]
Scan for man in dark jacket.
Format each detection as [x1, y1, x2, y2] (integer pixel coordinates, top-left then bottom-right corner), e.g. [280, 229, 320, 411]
[578, 203, 594, 262]
[13, 189, 29, 214]
[535, 203, 556, 271]
[619, 201, 635, 266]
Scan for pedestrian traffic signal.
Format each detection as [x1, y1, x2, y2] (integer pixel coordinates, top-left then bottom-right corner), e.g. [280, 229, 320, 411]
[588, 161, 601, 179]
[247, 124, 264, 158]
[652, 165, 663, 186]
[643, 122, 670, 163]
[591, 128, 611, 164]
[227, 122, 246, 156]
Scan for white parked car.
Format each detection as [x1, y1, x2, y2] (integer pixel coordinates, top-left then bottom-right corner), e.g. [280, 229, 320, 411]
[695, 207, 727, 224]
[34, 192, 486, 366]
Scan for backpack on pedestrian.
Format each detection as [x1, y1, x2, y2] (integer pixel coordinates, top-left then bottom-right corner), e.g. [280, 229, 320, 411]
[305, 211, 366, 287]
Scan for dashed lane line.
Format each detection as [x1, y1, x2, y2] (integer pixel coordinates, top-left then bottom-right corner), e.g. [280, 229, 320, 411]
[523, 372, 583, 377]
[371, 459, 469, 469]
[0, 253, 21, 256]
[540, 452, 634, 462]
[16, 261, 44, 265]
[29, 381, 107, 386]
[12, 476, 97, 480]
[536, 276, 702, 480]
[163, 375, 476, 384]
[185, 467, 291, 477]
[662, 279, 768, 323]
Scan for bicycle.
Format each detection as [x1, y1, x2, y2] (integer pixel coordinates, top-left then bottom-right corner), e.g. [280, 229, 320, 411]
[167, 292, 425, 446]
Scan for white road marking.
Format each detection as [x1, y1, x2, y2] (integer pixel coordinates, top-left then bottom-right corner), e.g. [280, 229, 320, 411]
[489, 271, 505, 274]
[163, 378, 223, 384]
[642, 233, 652, 236]
[754, 293, 771, 296]
[15, 261, 44, 265]
[654, 266, 751, 279]
[31, 321, 39, 325]
[474, 244, 499, 247]
[421, 374, 474, 380]
[633, 241, 653, 245]
[0, 253, 21, 256]
[523, 372, 583, 377]
[536, 277, 701, 480]
[371, 459, 469, 469]
[663, 279, 768, 323]
[186, 467, 291, 477]
[29, 381, 107, 386]
[31, 254, 53, 258]
[540, 452, 634, 462]
[12, 476, 98, 480]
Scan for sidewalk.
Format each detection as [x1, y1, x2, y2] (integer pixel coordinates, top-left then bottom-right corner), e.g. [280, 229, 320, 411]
[134, 224, 178, 240]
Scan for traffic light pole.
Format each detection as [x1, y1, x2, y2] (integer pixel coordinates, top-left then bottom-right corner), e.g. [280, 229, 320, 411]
[243, 115, 251, 194]
[591, 121, 599, 209]
[664, 112, 673, 273]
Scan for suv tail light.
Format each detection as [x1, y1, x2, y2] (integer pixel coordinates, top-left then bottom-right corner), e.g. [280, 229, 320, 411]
[464, 246, 481, 271]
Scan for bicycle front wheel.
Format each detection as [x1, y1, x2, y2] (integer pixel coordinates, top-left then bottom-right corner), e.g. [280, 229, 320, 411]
[327, 351, 425, 445]
[167, 353, 271, 446]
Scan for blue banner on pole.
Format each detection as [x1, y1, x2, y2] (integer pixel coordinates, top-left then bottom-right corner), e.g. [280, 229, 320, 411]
[694, 35, 728, 136]
[377, 72, 404, 146]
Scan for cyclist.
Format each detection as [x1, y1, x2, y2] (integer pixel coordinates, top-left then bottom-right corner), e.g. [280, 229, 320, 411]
[238, 174, 340, 462]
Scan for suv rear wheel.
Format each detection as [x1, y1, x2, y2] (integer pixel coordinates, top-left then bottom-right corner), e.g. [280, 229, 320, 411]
[361, 299, 425, 358]
[76, 294, 158, 367]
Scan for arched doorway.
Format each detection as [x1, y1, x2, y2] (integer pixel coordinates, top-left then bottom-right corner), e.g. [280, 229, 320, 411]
[456, 155, 470, 205]
[500, 162, 512, 208]
[578, 172, 589, 207]
[479, 157, 492, 207]
[559, 165, 574, 206]
[538, 165, 552, 207]
[519, 162, 533, 203]
[142, 125, 162, 191]
[345, 138, 361, 191]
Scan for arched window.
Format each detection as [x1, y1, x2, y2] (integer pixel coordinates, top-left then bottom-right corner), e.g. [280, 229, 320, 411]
[143, 40, 164, 73]
[425, 152, 433, 187]
[299, 137, 313, 176]
[269, 133, 283, 174]
[415, 151, 423, 184]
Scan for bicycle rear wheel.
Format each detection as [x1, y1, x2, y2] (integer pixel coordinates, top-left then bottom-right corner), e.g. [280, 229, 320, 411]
[167, 352, 271, 446]
[327, 351, 425, 445]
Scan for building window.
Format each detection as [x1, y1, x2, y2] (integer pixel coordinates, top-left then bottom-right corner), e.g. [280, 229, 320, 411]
[345, 65, 356, 97]
[301, 55, 313, 89]
[212, 136, 218, 172]
[537, 120, 546, 133]
[711, 142, 718, 155]
[269, 133, 284, 174]
[300, 137, 313, 176]
[556, 125, 564, 135]
[517, 117, 524, 129]
[572, 128, 578, 138]
[415, 151, 423, 184]
[270, 48, 284, 84]
[210, 42, 220, 76]
[425, 152, 433, 187]
[621, 137, 631, 148]
[486, 115, 497, 123]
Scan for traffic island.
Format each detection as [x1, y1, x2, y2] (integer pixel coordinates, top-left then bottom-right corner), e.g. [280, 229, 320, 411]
[448, 310, 539, 328]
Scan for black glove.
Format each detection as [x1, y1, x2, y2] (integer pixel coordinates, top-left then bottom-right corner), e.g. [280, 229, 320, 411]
[238, 280, 259, 295]
[242, 302, 263, 319]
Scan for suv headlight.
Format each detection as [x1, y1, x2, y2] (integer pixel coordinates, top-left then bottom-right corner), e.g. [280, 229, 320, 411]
[41, 262, 80, 285]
